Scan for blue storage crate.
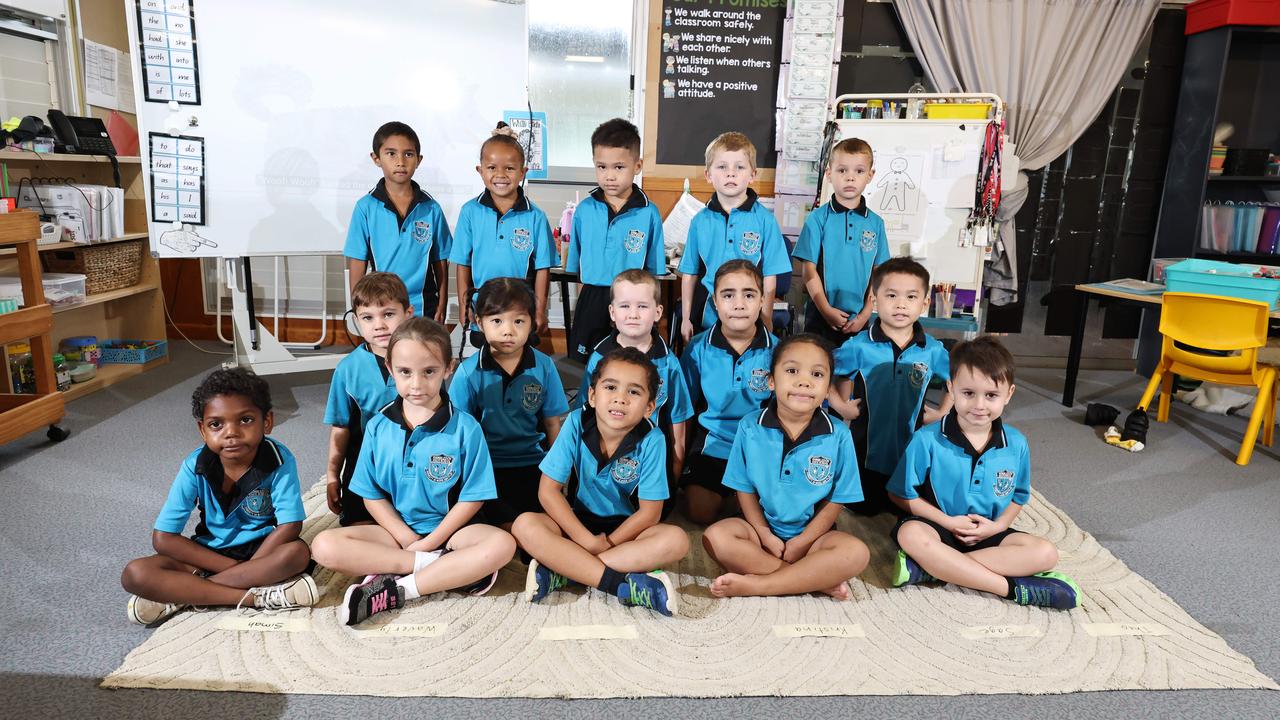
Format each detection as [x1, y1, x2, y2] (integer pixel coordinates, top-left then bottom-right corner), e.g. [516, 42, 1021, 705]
[1164, 259, 1280, 310]
[100, 339, 168, 364]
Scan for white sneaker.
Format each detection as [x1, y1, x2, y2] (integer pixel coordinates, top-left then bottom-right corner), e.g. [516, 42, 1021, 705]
[237, 574, 320, 613]
[127, 594, 183, 625]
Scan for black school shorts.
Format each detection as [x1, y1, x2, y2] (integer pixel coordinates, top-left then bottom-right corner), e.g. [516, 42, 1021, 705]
[682, 451, 733, 498]
[574, 507, 629, 536]
[484, 464, 545, 526]
[568, 283, 612, 363]
[892, 515, 1024, 554]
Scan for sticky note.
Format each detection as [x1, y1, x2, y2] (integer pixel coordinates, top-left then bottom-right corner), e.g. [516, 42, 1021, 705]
[772, 624, 865, 639]
[537, 625, 638, 641]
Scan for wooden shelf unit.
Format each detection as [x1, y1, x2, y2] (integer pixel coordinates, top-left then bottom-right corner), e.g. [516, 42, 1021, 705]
[0, 210, 65, 444]
[0, 152, 167, 406]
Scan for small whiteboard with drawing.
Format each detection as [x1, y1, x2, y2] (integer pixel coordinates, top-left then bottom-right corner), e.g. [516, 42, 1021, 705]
[823, 119, 988, 289]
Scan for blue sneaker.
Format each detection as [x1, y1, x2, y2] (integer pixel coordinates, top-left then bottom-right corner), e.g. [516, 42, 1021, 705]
[618, 571, 677, 617]
[892, 550, 936, 587]
[1009, 572, 1081, 610]
[524, 559, 572, 603]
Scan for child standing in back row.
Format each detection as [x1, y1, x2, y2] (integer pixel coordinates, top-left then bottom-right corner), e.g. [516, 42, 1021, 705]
[345, 121, 452, 321]
[566, 118, 666, 363]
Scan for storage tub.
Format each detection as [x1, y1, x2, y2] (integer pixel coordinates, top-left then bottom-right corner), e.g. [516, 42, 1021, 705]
[1164, 258, 1280, 309]
[99, 339, 168, 365]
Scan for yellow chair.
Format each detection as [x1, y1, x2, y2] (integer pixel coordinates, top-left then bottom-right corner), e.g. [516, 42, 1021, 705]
[1136, 292, 1278, 465]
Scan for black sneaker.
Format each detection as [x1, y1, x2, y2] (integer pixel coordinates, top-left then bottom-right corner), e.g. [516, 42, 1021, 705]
[339, 574, 404, 626]
[1009, 572, 1081, 610]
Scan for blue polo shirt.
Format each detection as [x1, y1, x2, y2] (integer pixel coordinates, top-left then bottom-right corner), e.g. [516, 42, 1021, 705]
[324, 343, 398, 482]
[344, 179, 453, 316]
[682, 322, 777, 459]
[449, 345, 569, 468]
[888, 411, 1031, 521]
[567, 185, 665, 286]
[835, 320, 949, 476]
[723, 402, 862, 540]
[792, 195, 889, 316]
[154, 437, 305, 550]
[678, 190, 793, 328]
[349, 395, 497, 535]
[450, 188, 556, 291]
[575, 332, 695, 428]
[540, 408, 668, 519]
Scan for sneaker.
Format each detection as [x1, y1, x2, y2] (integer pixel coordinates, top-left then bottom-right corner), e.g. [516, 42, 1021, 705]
[127, 595, 183, 626]
[459, 569, 500, 596]
[524, 559, 573, 603]
[339, 574, 404, 626]
[239, 574, 320, 613]
[618, 570, 677, 617]
[1009, 571, 1081, 610]
[892, 550, 936, 588]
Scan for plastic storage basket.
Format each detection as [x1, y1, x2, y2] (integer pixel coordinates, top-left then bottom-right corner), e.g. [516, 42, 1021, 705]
[924, 102, 992, 119]
[99, 339, 168, 364]
[1164, 258, 1280, 310]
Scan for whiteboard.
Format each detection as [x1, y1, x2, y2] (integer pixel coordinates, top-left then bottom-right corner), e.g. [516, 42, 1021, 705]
[126, 0, 528, 259]
[822, 119, 987, 289]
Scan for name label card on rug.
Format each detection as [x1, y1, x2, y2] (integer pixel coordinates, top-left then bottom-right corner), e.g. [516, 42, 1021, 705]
[961, 624, 1043, 640]
[356, 623, 447, 638]
[1082, 622, 1170, 637]
[773, 624, 866, 639]
[216, 616, 312, 633]
[538, 625, 639, 641]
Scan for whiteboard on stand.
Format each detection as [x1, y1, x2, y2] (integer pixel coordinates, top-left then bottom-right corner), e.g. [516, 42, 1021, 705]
[126, 0, 529, 259]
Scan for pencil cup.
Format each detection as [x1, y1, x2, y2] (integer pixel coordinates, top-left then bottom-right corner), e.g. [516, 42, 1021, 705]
[933, 289, 955, 319]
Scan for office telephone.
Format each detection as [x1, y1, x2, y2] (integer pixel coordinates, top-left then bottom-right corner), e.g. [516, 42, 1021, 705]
[47, 109, 116, 156]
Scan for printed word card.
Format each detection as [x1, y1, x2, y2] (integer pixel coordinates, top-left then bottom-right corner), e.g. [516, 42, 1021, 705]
[150, 133, 206, 225]
[136, 0, 201, 104]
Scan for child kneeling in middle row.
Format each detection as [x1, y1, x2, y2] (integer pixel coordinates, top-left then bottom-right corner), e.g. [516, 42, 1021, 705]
[513, 347, 689, 616]
[702, 334, 869, 598]
[311, 317, 516, 626]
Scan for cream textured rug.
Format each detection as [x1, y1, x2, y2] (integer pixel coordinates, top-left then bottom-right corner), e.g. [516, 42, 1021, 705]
[102, 483, 1278, 698]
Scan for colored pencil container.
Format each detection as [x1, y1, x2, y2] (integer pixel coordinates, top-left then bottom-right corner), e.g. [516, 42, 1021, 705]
[1165, 258, 1280, 309]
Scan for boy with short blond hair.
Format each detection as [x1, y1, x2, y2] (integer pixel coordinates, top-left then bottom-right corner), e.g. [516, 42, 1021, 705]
[794, 137, 889, 347]
[325, 271, 412, 526]
[566, 118, 666, 363]
[578, 269, 694, 506]
[679, 131, 792, 341]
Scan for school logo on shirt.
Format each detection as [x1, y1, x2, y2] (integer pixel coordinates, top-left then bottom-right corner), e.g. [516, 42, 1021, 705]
[860, 229, 877, 252]
[521, 382, 543, 411]
[624, 229, 646, 254]
[611, 454, 640, 485]
[656, 377, 668, 407]
[805, 455, 833, 486]
[240, 487, 274, 518]
[511, 227, 532, 252]
[413, 220, 431, 244]
[909, 361, 930, 389]
[994, 469, 1016, 497]
[426, 454, 456, 483]
[748, 367, 770, 393]
[739, 231, 761, 257]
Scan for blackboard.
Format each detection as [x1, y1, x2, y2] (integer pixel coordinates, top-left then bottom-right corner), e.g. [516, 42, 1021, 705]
[655, 0, 785, 168]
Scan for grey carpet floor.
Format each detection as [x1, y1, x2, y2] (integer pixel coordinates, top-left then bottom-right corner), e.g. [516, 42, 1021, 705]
[1, 342, 1278, 718]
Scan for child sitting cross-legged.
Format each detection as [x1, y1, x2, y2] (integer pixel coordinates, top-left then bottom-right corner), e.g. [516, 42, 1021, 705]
[512, 347, 690, 616]
[701, 334, 869, 599]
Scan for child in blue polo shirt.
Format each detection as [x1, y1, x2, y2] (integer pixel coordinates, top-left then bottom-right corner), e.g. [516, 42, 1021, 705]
[793, 138, 890, 348]
[451, 132, 556, 347]
[512, 347, 689, 616]
[702, 334, 869, 598]
[121, 368, 317, 626]
[577, 269, 695, 506]
[681, 259, 778, 524]
[325, 272, 411, 527]
[310, 318, 516, 625]
[566, 118, 666, 363]
[345, 121, 452, 321]
[679, 131, 792, 341]
[828, 257, 952, 514]
[888, 336, 1080, 610]
[450, 278, 569, 528]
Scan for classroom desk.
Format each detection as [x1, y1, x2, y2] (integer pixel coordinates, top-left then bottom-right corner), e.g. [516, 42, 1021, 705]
[1062, 282, 1280, 407]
